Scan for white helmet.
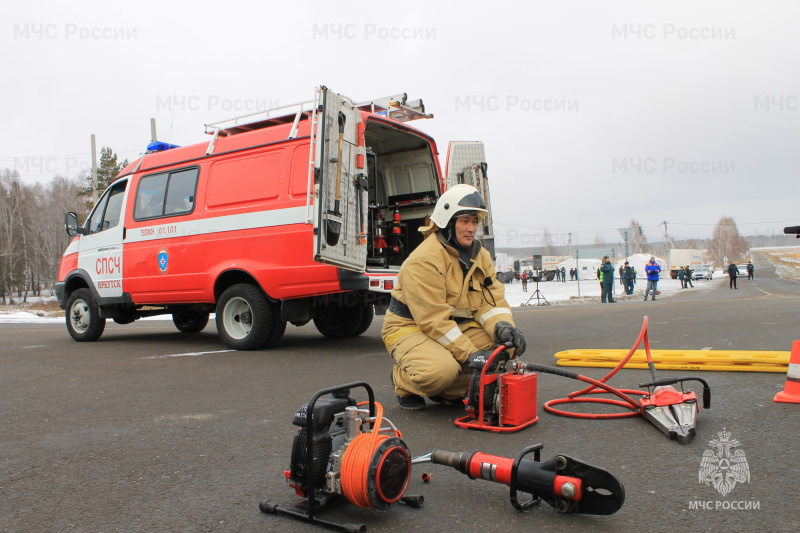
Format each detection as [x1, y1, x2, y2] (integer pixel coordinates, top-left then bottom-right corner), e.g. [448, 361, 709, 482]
[430, 184, 488, 229]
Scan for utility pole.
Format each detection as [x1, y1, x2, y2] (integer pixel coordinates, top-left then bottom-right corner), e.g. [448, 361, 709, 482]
[90, 134, 98, 204]
[662, 220, 671, 255]
[563, 232, 573, 258]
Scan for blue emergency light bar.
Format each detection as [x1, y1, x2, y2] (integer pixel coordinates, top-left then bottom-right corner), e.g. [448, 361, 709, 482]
[147, 141, 181, 152]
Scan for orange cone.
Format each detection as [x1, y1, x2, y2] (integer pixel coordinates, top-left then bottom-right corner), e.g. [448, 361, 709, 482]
[774, 340, 800, 403]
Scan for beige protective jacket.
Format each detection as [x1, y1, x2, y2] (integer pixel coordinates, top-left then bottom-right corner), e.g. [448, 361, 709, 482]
[382, 226, 515, 363]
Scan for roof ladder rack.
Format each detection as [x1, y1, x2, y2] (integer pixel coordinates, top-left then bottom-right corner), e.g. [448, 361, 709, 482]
[204, 97, 317, 137]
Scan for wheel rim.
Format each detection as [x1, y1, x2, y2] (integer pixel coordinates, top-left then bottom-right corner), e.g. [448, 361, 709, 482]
[69, 299, 90, 333]
[223, 296, 253, 340]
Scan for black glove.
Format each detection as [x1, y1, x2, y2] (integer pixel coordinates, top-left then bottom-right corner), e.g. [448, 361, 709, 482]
[494, 321, 526, 356]
[467, 349, 508, 371]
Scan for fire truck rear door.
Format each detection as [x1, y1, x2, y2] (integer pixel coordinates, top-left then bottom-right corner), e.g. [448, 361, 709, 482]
[445, 141, 495, 258]
[313, 86, 367, 271]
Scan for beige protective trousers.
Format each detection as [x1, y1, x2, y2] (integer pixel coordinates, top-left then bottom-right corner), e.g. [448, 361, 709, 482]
[388, 322, 494, 400]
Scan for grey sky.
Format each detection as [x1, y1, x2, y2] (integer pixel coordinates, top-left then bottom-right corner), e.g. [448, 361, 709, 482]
[3, 1, 799, 248]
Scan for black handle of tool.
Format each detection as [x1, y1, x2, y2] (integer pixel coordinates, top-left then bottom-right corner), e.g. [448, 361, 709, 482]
[639, 376, 711, 409]
[525, 363, 580, 380]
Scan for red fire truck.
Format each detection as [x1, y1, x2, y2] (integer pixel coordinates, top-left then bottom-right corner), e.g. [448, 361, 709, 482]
[56, 86, 496, 350]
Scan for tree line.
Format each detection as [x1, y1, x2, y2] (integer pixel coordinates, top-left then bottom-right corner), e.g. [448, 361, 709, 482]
[504, 217, 763, 267]
[0, 147, 126, 304]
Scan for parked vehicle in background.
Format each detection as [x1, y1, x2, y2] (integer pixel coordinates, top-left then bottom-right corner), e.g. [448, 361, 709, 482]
[692, 266, 714, 280]
[723, 264, 748, 278]
[667, 248, 704, 279]
[497, 270, 516, 284]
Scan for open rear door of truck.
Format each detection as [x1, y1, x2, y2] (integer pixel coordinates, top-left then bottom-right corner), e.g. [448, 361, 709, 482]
[313, 86, 368, 271]
[445, 141, 495, 258]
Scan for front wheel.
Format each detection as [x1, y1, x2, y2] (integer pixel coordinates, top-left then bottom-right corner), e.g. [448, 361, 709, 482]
[173, 311, 209, 333]
[216, 284, 272, 350]
[66, 288, 106, 342]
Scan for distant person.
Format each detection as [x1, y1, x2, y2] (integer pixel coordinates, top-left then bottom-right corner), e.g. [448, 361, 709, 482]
[623, 261, 635, 294]
[644, 257, 661, 301]
[599, 256, 616, 303]
[747, 262, 754, 280]
[619, 264, 624, 285]
[684, 266, 694, 288]
[728, 261, 740, 289]
[678, 266, 686, 289]
[554, 268, 561, 282]
[521, 271, 529, 292]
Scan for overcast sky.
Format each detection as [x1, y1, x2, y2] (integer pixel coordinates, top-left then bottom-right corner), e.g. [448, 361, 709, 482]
[3, 1, 799, 249]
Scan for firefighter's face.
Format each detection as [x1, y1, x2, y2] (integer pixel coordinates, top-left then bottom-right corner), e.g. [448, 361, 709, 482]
[454, 214, 479, 247]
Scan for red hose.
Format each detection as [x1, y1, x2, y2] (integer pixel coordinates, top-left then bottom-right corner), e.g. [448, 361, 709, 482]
[543, 316, 653, 419]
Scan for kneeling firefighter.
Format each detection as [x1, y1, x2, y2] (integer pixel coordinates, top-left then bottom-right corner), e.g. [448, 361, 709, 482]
[382, 184, 527, 410]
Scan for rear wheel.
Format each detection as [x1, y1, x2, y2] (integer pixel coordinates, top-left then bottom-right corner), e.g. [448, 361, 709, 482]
[66, 288, 106, 342]
[216, 284, 271, 350]
[314, 302, 371, 338]
[352, 304, 375, 337]
[173, 310, 210, 333]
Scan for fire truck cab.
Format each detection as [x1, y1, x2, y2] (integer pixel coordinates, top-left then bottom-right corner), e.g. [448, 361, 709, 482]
[56, 86, 495, 350]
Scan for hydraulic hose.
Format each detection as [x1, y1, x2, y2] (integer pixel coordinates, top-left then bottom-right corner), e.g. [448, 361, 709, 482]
[526, 316, 656, 419]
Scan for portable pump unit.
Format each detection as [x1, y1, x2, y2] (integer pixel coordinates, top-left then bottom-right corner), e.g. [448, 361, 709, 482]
[457, 343, 540, 432]
[260, 383, 421, 532]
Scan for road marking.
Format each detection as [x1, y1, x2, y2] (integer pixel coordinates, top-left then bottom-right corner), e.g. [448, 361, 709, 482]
[154, 413, 215, 422]
[142, 349, 234, 359]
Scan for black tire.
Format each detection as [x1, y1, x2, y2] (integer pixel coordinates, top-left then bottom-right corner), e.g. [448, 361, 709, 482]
[264, 301, 287, 348]
[215, 284, 272, 350]
[313, 302, 367, 338]
[172, 311, 210, 333]
[65, 288, 106, 342]
[352, 304, 375, 337]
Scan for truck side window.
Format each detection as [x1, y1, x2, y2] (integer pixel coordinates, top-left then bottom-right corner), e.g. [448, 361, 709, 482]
[164, 169, 197, 214]
[135, 167, 198, 219]
[86, 181, 127, 234]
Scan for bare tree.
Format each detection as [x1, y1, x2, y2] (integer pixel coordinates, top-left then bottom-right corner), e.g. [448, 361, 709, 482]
[0, 170, 84, 303]
[629, 219, 647, 254]
[708, 216, 749, 267]
[0, 170, 25, 302]
[542, 227, 554, 255]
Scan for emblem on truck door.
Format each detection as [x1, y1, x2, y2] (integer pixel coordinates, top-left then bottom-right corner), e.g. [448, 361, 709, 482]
[158, 248, 169, 274]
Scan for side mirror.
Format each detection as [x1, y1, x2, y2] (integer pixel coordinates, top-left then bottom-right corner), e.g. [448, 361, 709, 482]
[64, 212, 86, 237]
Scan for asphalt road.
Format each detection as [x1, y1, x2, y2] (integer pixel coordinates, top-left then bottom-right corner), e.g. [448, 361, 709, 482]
[2, 252, 799, 532]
